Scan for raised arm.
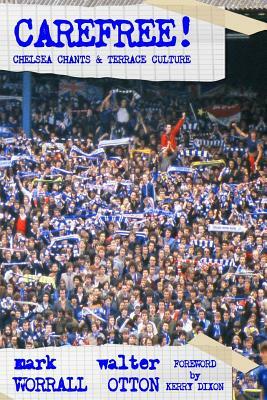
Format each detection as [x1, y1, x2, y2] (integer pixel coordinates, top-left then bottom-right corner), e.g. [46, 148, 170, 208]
[232, 123, 248, 138]
[255, 142, 263, 168]
[99, 91, 112, 112]
[139, 114, 148, 135]
[170, 112, 186, 139]
[98, 132, 109, 142]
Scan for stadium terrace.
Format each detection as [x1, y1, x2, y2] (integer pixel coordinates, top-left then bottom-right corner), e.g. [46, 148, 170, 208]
[14, 18, 180, 48]
[0, 70, 265, 400]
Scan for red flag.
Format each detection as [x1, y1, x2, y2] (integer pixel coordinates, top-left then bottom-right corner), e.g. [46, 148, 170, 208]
[206, 104, 241, 127]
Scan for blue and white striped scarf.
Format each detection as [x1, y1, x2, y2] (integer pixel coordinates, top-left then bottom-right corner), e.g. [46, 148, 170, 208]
[199, 258, 235, 267]
[194, 139, 224, 148]
[114, 230, 147, 240]
[70, 146, 105, 159]
[223, 145, 246, 155]
[178, 149, 210, 159]
[99, 215, 127, 224]
[183, 122, 198, 131]
[192, 240, 215, 249]
[167, 166, 194, 174]
[51, 167, 74, 176]
[98, 138, 131, 148]
[17, 171, 41, 179]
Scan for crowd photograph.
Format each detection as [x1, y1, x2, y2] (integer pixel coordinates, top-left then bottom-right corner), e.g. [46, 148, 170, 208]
[0, 30, 266, 399]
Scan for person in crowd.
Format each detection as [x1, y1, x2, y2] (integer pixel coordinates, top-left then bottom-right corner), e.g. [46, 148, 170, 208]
[233, 123, 263, 172]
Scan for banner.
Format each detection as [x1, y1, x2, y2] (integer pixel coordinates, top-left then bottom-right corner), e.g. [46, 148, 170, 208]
[0, 4, 225, 82]
[0, 342, 233, 400]
[208, 224, 247, 233]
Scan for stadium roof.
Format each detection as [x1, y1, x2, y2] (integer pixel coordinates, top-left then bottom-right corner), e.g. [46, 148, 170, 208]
[200, 0, 267, 10]
[2, 0, 267, 10]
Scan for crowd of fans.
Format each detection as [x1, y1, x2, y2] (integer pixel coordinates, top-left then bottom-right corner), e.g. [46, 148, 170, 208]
[0, 73, 266, 397]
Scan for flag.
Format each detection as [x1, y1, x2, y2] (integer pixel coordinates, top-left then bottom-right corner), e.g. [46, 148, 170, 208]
[199, 83, 225, 98]
[206, 104, 241, 127]
[87, 84, 104, 102]
[59, 80, 88, 98]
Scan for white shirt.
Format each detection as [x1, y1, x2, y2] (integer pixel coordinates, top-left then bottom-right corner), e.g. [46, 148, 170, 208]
[117, 108, 129, 123]
[181, 318, 193, 333]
